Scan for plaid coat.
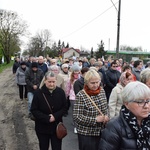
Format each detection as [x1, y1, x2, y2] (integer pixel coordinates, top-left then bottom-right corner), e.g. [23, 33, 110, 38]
[73, 88, 108, 136]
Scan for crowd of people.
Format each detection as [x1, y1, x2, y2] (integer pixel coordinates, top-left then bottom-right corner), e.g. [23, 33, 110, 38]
[12, 55, 150, 150]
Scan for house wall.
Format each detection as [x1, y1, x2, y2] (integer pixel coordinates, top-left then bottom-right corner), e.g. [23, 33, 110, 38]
[63, 49, 80, 59]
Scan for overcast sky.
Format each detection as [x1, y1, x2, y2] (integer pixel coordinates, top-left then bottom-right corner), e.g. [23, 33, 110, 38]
[1, 0, 150, 52]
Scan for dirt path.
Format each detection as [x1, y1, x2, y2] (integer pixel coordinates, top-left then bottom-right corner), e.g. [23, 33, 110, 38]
[0, 68, 38, 150]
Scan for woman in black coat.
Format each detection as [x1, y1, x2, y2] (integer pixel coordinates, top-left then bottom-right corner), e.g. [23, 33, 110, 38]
[104, 61, 121, 101]
[99, 81, 150, 150]
[31, 71, 67, 150]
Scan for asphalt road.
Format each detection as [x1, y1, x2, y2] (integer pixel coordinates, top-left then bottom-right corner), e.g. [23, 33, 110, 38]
[62, 108, 78, 150]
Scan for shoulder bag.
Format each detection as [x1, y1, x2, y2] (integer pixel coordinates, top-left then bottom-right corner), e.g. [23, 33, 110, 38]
[83, 89, 107, 128]
[82, 89, 104, 116]
[42, 93, 67, 139]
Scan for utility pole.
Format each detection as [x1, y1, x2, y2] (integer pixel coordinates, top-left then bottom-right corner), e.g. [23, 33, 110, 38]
[116, 0, 121, 58]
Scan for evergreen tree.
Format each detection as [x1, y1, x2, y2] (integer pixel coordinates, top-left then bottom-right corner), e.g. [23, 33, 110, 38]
[95, 40, 107, 59]
[65, 43, 69, 48]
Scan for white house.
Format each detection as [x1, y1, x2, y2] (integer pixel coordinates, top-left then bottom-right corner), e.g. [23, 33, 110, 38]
[61, 47, 80, 59]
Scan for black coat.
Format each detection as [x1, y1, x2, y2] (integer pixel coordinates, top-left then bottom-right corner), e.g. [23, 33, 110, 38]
[99, 111, 137, 150]
[73, 76, 84, 95]
[12, 61, 20, 74]
[25, 68, 44, 92]
[105, 68, 121, 93]
[30, 85, 67, 134]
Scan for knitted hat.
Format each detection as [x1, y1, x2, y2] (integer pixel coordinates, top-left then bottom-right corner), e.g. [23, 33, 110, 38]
[71, 64, 80, 72]
[31, 62, 38, 68]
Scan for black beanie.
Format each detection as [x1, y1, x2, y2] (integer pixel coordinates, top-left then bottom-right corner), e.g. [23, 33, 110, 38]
[20, 61, 26, 66]
[31, 62, 38, 68]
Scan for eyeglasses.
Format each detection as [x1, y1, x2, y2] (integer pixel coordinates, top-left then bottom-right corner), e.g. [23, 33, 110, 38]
[129, 99, 150, 107]
[112, 65, 118, 68]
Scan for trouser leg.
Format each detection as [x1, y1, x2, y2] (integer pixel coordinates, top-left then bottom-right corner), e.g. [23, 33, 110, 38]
[51, 133, 62, 150]
[78, 134, 101, 150]
[18, 85, 23, 99]
[36, 132, 62, 150]
[24, 85, 27, 98]
[36, 132, 50, 150]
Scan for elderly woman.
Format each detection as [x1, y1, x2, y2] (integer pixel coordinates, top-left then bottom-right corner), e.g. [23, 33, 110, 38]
[73, 69, 109, 150]
[99, 81, 150, 150]
[140, 69, 150, 88]
[109, 72, 134, 119]
[49, 65, 60, 75]
[15, 61, 28, 100]
[31, 71, 67, 150]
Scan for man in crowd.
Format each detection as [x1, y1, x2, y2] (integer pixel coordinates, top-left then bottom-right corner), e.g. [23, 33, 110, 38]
[25, 62, 44, 119]
[38, 56, 48, 74]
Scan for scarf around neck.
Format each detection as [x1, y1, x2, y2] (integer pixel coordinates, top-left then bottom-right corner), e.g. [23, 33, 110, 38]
[84, 85, 101, 96]
[121, 105, 150, 150]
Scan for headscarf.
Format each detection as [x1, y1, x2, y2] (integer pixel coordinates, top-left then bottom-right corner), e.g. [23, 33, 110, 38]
[119, 72, 132, 87]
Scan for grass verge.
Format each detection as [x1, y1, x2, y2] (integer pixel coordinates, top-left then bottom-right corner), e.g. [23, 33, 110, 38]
[0, 61, 13, 73]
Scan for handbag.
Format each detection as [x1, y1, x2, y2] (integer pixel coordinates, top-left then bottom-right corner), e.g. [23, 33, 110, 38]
[42, 93, 67, 139]
[56, 122, 67, 139]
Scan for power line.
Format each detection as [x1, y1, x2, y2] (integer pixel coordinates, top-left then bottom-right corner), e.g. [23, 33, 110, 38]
[61, 1, 118, 39]
[110, 0, 118, 11]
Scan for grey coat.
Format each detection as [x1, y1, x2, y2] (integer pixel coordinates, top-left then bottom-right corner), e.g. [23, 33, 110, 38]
[16, 66, 28, 85]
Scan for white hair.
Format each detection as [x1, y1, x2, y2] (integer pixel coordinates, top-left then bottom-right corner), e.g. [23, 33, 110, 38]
[140, 69, 150, 84]
[121, 81, 150, 103]
[49, 65, 59, 71]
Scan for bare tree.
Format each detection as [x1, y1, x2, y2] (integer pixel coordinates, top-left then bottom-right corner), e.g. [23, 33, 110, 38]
[0, 9, 28, 63]
[36, 29, 52, 57]
[27, 29, 52, 57]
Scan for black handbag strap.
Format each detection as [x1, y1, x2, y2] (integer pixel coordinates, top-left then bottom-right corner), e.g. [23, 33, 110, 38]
[42, 93, 53, 114]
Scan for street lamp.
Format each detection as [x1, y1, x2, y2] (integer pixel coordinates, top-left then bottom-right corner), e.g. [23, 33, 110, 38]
[116, 0, 121, 58]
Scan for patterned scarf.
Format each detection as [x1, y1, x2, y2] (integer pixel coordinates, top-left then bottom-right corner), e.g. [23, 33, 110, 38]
[84, 85, 101, 96]
[121, 105, 150, 150]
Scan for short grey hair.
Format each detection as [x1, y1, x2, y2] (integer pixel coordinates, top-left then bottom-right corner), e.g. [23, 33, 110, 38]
[45, 71, 55, 79]
[49, 65, 60, 71]
[84, 69, 101, 84]
[121, 81, 150, 103]
[39, 71, 56, 89]
[140, 69, 150, 84]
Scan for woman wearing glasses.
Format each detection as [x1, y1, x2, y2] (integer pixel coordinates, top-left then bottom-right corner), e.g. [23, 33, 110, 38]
[104, 60, 121, 101]
[99, 81, 150, 150]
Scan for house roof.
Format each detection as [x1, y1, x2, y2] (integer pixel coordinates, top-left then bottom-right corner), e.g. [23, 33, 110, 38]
[62, 47, 80, 54]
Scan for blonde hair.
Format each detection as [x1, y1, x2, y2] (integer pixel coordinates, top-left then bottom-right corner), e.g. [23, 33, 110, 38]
[84, 69, 101, 84]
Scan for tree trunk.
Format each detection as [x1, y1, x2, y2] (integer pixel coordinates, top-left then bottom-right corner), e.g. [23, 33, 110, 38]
[5, 55, 10, 64]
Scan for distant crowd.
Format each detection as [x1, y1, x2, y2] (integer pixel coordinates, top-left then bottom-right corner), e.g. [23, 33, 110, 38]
[12, 55, 150, 150]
